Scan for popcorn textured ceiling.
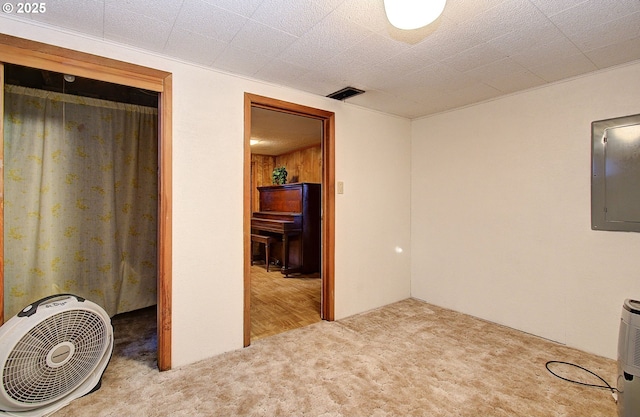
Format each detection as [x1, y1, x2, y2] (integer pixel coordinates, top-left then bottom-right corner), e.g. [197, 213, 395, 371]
[3, 0, 640, 119]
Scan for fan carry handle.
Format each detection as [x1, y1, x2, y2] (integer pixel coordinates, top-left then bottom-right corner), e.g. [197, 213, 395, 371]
[17, 293, 86, 318]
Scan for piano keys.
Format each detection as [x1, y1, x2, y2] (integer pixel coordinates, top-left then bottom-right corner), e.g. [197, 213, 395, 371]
[251, 182, 321, 276]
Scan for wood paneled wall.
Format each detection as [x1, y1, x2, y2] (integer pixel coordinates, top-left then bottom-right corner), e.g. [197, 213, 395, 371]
[251, 145, 321, 211]
[251, 154, 276, 212]
[276, 145, 322, 184]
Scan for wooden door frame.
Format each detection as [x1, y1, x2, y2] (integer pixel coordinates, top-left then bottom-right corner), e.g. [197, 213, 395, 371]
[0, 34, 173, 371]
[243, 93, 335, 346]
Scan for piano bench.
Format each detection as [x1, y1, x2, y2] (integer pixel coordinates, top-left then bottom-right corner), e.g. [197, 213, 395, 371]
[251, 234, 276, 272]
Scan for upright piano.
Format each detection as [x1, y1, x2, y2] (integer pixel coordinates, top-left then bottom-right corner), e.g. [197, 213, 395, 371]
[251, 182, 321, 276]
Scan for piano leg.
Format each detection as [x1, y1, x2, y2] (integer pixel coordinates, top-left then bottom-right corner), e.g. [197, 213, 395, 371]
[282, 233, 290, 277]
[280, 232, 303, 277]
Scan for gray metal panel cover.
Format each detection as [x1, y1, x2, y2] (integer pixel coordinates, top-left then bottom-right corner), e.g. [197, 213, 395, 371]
[592, 114, 640, 232]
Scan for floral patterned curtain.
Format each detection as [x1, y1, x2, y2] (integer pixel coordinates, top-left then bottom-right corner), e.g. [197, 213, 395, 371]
[3, 84, 158, 318]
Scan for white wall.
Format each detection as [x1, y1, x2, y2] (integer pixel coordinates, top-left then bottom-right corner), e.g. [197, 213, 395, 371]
[411, 60, 640, 359]
[334, 107, 411, 317]
[0, 18, 412, 367]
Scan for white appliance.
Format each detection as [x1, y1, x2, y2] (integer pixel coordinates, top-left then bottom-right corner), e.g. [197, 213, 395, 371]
[0, 294, 113, 417]
[618, 298, 640, 417]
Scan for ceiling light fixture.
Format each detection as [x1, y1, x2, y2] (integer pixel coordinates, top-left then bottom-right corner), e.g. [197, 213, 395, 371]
[383, 0, 446, 30]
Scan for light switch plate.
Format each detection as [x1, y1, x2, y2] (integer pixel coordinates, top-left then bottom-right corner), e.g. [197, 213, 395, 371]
[337, 181, 344, 194]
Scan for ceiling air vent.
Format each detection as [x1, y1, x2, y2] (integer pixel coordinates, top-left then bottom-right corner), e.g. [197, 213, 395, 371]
[326, 87, 365, 101]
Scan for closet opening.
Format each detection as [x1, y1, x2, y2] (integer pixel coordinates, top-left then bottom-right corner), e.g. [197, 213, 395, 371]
[2, 62, 160, 367]
[0, 31, 173, 369]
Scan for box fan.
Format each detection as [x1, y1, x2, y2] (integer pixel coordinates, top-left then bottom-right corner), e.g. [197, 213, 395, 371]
[0, 294, 113, 417]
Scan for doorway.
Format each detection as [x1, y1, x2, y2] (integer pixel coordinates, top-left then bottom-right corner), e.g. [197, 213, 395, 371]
[0, 35, 173, 371]
[250, 107, 322, 340]
[243, 93, 335, 346]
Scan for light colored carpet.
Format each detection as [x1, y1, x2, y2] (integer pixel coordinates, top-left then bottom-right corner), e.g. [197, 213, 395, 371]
[52, 298, 618, 416]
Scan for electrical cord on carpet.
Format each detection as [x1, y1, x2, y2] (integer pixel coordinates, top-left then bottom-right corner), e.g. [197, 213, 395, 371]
[545, 360, 619, 400]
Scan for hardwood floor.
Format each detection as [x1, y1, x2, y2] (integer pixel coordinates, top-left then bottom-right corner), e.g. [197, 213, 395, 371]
[250, 263, 321, 341]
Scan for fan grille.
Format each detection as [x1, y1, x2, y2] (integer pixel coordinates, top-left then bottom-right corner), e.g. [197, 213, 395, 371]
[2, 309, 108, 405]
